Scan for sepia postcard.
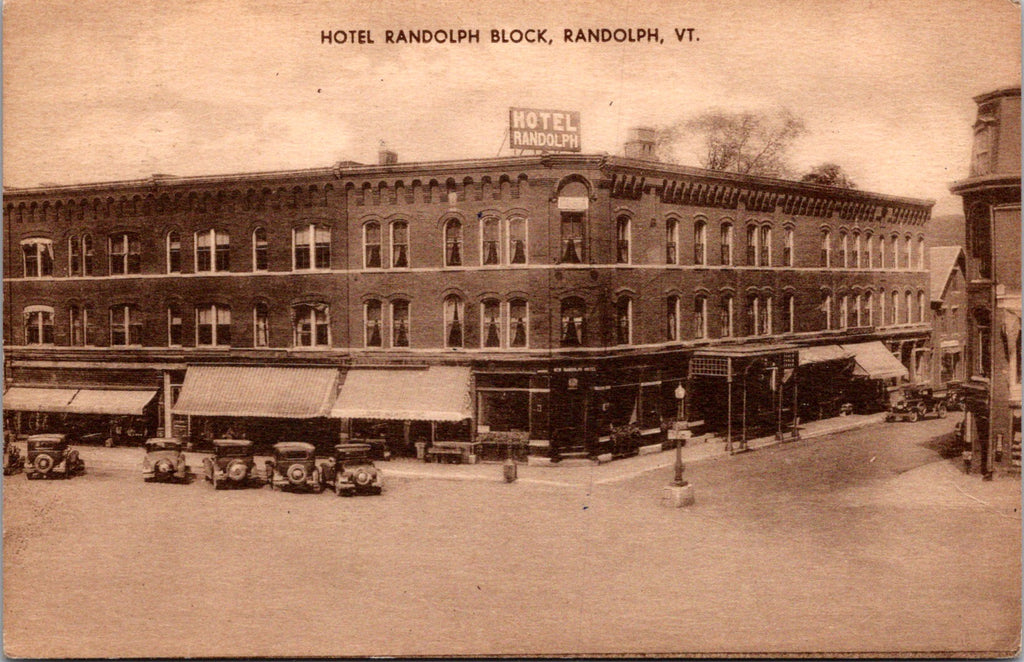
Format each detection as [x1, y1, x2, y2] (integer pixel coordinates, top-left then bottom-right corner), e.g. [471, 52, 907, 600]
[2, 0, 1021, 657]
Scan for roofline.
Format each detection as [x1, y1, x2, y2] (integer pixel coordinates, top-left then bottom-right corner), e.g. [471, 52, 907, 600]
[950, 173, 1021, 194]
[973, 86, 1021, 104]
[4, 151, 933, 209]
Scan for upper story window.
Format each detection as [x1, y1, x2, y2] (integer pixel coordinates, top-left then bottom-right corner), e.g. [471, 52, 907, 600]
[21, 238, 53, 278]
[904, 291, 913, 324]
[481, 217, 500, 265]
[560, 297, 586, 347]
[615, 216, 631, 264]
[167, 232, 182, 273]
[196, 229, 230, 273]
[890, 290, 900, 325]
[391, 300, 410, 347]
[168, 304, 183, 346]
[253, 228, 268, 271]
[444, 219, 463, 267]
[781, 293, 794, 333]
[720, 222, 733, 266]
[69, 304, 90, 346]
[760, 295, 773, 336]
[110, 304, 142, 346]
[364, 222, 382, 268]
[615, 296, 632, 344]
[783, 227, 794, 267]
[820, 229, 832, 267]
[293, 303, 329, 347]
[822, 291, 833, 329]
[666, 218, 679, 265]
[482, 298, 502, 348]
[720, 294, 734, 337]
[862, 291, 873, 326]
[69, 235, 93, 276]
[916, 291, 926, 323]
[364, 299, 382, 347]
[80, 235, 94, 275]
[846, 294, 857, 328]
[509, 299, 528, 348]
[253, 303, 269, 347]
[968, 205, 992, 279]
[24, 305, 54, 345]
[973, 308, 991, 378]
[746, 226, 758, 266]
[666, 295, 680, 341]
[839, 231, 849, 268]
[873, 234, 883, 268]
[560, 212, 585, 263]
[853, 232, 863, 268]
[444, 295, 464, 348]
[901, 236, 911, 270]
[745, 295, 759, 336]
[889, 234, 899, 270]
[509, 217, 527, 265]
[196, 303, 231, 346]
[694, 220, 707, 265]
[916, 236, 925, 270]
[759, 226, 772, 267]
[294, 224, 330, 270]
[109, 233, 141, 275]
[391, 222, 409, 268]
[694, 295, 707, 339]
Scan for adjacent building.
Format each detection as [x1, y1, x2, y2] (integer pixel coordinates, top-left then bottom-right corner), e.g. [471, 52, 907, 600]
[3, 132, 933, 461]
[950, 86, 1022, 476]
[927, 246, 968, 387]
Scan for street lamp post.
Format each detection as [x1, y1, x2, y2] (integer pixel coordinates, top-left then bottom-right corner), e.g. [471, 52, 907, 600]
[673, 385, 687, 487]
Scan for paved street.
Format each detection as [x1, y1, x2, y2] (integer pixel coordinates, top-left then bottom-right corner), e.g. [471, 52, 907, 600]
[4, 416, 1020, 657]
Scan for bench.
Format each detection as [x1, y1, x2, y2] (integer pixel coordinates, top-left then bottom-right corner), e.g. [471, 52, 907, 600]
[425, 441, 481, 464]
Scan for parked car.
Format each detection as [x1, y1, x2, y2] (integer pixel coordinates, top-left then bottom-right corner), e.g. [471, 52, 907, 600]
[142, 437, 190, 483]
[886, 385, 949, 422]
[3, 435, 25, 475]
[266, 442, 323, 492]
[25, 434, 85, 480]
[321, 443, 382, 496]
[202, 439, 260, 489]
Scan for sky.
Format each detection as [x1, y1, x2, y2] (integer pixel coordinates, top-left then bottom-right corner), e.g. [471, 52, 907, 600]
[3, 0, 1020, 215]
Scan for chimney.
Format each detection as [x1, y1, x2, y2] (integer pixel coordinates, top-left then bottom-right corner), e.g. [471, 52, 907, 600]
[379, 149, 398, 166]
[624, 126, 658, 161]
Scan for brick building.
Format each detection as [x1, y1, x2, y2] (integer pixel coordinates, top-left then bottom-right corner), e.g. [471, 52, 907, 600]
[951, 86, 1022, 476]
[3, 136, 933, 461]
[927, 246, 968, 388]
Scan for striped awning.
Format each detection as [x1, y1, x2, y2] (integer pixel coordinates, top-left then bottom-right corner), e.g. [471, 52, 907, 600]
[3, 387, 78, 412]
[64, 389, 157, 416]
[798, 345, 852, 366]
[330, 366, 472, 422]
[842, 341, 909, 380]
[173, 366, 339, 418]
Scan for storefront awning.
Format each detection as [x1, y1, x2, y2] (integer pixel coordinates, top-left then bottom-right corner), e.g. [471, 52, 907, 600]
[798, 345, 852, 366]
[173, 366, 339, 418]
[330, 366, 472, 422]
[64, 389, 157, 416]
[3, 387, 78, 413]
[841, 341, 909, 380]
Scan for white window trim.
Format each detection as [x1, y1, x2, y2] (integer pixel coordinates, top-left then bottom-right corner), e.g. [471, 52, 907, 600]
[443, 218, 463, 268]
[694, 221, 708, 266]
[479, 217, 503, 267]
[362, 222, 382, 269]
[292, 224, 330, 271]
[667, 295, 681, 341]
[21, 237, 53, 278]
[167, 305, 183, 347]
[442, 296, 465, 348]
[784, 227, 794, 267]
[252, 228, 268, 272]
[390, 300, 411, 348]
[666, 218, 680, 265]
[292, 304, 331, 347]
[391, 222, 410, 269]
[824, 293, 833, 329]
[196, 303, 231, 347]
[721, 223, 734, 266]
[695, 296, 707, 339]
[364, 300, 383, 348]
[764, 295, 773, 335]
[110, 304, 141, 347]
[69, 305, 90, 346]
[479, 299, 502, 348]
[508, 299, 529, 348]
[723, 296, 734, 337]
[508, 216, 529, 266]
[252, 304, 270, 348]
[822, 230, 832, 268]
[785, 294, 795, 333]
[616, 217, 632, 264]
[24, 305, 55, 345]
[194, 229, 229, 273]
[68, 236, 79, 276]
[760, 225, 772, 267]
[166, 232, 182, 274]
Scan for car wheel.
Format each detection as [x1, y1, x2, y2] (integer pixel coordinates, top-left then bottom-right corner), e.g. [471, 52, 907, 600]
[937, 404, 948, 419]
[34, 454, 54, 474]
[908, 409, 919, 423]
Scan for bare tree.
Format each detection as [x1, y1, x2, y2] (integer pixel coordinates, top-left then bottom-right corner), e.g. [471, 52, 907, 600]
[656, 108, 806, 178]
[800, 162, 857, 189]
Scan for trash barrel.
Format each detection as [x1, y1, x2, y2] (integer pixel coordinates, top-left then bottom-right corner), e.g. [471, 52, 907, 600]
[415, 442, 427, 461]
[503, 458, 518, 483]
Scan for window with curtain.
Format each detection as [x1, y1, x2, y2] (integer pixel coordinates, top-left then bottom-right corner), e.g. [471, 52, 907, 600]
[561, 213, 584, 263]
[69, 236, 82, 275]
[746, 226, 757, 266]
[720, 294, 733, 337]
[560, 298, 585, 347]
[616, 296, 632, 344]
[444, 295, 464, 347]
[694, 296, 707, 339]
[481, 217, 500, 265]
[666, 295, 680, 341]
[509, 217, 527, 264]
[293, 303, 329, 347]
[721, 222, 733, 265]
[391, 300, 410, 347]
[820, 229, 831, 267]
[694, 221, 707, 265]
[616, 216, 630, 264]
[391, 222, 409, 268]
[783, 227, 794, 267]
[253, 303, 269, 347]
[70, 305, 90, 346]
[759, 226, 771, 266]
[364, 222, 381, 268]
[666, 218, 678, 264]
[364, 300, 382, 347]
[509, 299, 528, 348]
[482, 299, 501, 348]
[444, 219, 463, 266]
[252, 228, 268, 271]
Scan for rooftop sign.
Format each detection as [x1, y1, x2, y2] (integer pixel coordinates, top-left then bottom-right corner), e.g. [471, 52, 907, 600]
[509, 107, 581, 152]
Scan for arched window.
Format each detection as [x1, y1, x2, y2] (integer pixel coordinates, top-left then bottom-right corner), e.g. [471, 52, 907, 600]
[481, 217, 500, 265]
[109, 232, 141, 274]
[839, 295, 849, 330]
[391, 300, 410, 347]
[694, 295, 707, 339]
[615, 296, 632, 344]
[363, 222, 382, 268]
[973, 308, 991, 377]
[252, 228, 268, 271]
[665, 218, 679, 264]
[110, 304, 142, 346]
[719, 293, 734, 337]
[82, 234, 94, 275]
[167, 231, 182, 273]
[69, 236, 82, 276]
[902, 235, 911, 270]
[759, 225, 772, 266]
[693, 220, 707, 265]
[444, 219, 462, 266]
[560, 298, 586, 347]
[253, 302, 269, 347]
[853, 232, 863, 268]
[839, 231, 849, 268]
[293, 303, 329, 347]
[364, 300, 382, 347]
[167, 304, 183, 346]
[781, 293, 794, 333]
[873, 234, 883, 269]
[482, 299, 501, 348]
[746, 225, 758, 266]
[904, 291, 913, 324]
[616, 216, 631, 264]
[666, 295, 680, 341]
[293, 224, 330, 269]
[196, 304, 230, 346]
[720, 222, 733, 266]
[847, 294, 857, 328]
[444, 295, 464, 347]
[509, 299, 528, 348]
[820, 229, 832, 267]
[391, 222, 409, 268]
[508, 217, 527, 264]
[864, 291, 874, 327]
[891, 290, 900, 325]
[822, 290, 833, 329]
[69, 304, 90, 346]
[195, 229, 229, 272]
[916, 236, 926, 270]
[24, 305, 54, 345]
[21, 238, 53, 278]
[745, 294, 759, 336]
[783, 227, 794, 267]
[890, 234, 899, 270]
[560, 212, 585, 263]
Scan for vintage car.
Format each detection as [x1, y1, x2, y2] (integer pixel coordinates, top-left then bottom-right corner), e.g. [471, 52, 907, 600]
[202, 439, 260, 489]
[321, 443, 383, 496]
[886, 385, 949, 422]
[142, 437, 190, 483]
[265, 442, 323, 492]
[3, 435, 25, 475]
[25, 433, 85, 480]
